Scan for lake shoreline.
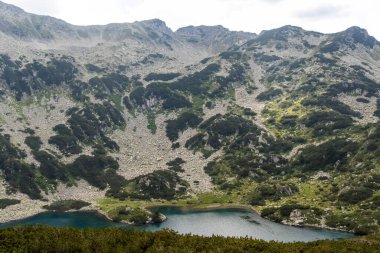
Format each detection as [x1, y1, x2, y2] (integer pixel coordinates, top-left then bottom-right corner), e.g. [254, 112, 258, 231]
[145, 203, 260, 215]
[144, 204, 355, 235]
[0, 202, 354, 236]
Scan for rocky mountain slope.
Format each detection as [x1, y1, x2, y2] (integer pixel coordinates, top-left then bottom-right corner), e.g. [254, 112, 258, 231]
[1, 1, 380, 233]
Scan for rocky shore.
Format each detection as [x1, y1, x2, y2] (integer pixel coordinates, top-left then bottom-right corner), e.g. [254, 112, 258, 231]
[0, 194, 354, 235]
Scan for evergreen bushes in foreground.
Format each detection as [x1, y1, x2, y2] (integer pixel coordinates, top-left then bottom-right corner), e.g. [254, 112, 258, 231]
[0, 226, 378, 253]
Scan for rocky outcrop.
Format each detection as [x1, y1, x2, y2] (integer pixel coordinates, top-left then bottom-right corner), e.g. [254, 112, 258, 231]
[289, 209, 305, 225]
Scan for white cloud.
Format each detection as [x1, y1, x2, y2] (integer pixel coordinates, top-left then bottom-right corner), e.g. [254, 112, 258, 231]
[2, 0, 380, 39]
[296, 5, 346, 19]
[6, 0, 58, 15]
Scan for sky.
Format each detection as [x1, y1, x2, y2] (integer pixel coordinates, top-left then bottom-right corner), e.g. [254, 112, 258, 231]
[3, 0, 380, 39]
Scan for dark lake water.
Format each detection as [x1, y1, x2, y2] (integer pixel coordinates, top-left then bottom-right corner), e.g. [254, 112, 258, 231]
[0, 207, 353, 242]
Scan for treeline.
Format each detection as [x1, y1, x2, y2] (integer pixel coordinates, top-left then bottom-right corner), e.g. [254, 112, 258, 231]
[0, 226, 378, 253]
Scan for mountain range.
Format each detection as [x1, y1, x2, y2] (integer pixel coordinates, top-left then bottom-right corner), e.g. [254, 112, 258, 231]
[0, 0, 380, 234]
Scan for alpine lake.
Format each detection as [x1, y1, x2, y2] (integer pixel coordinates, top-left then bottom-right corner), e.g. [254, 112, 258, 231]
[0, 207, 353, 242]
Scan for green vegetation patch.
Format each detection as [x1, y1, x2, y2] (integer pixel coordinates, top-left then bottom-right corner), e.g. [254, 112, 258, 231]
[0, 133, 42, 199]
[254, 53, 281, 63]
[0, 198, 20, 209]
[293, 139, 359, 172]
[261, 203, 318, 224]
[338, 187, 373, 204]
[186, 113, 264, 155]
[301, 96, 361, 117]
[303, 111, 354, 137]
[122, 96, 133, 111]
[129, 84, 192, 110]
[247, 184, 299, 206]
[117, 170, 189, 201]
[109, 206, 164, 224]
[147, 110, 157, 134]
[256, 88, 283, 101]
[49, 124, 82, 155]
[166, 158, 186, 172]
[67, 102, 124, 150]
[166, 112, 202, 141]
[0, 54, 78, 100]
[144, 72, 181, 82]
[1, 129, 127, 199]
[219, 51, 243, 61]
[85, 63, 105, 73]
[24, 136, 42, 151]
[89, 73, 130, 99]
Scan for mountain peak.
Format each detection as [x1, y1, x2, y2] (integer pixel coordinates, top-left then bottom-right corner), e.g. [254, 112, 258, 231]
[0, 0, 29, 18]
[342, 26, 371, 39]
[0, 0, 23, 11]
[138, 19, 168, 29]
[277, 25, 304, 32]
[253, 25, 323, 45]
[175, 25, 255, 53]
[176, 25, 229, 35]
[344, 26, 368, 34]
[335, 26, 378, 49]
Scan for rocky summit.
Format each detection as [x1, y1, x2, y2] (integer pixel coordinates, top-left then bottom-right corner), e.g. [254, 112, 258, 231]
[0, 1, 380, 234]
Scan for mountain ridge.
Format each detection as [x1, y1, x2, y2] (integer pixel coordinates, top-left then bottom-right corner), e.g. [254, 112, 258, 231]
[0, 0, 256, 51]
[1, 0, 380, 234]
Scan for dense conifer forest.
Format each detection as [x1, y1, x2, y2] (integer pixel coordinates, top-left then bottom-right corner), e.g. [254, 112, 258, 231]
[0, 226, 378, 253]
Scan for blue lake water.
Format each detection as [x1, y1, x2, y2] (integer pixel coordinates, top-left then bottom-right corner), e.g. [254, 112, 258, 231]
[0, 207, 353, 242]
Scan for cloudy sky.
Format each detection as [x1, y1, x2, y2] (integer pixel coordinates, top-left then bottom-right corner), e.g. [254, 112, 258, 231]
[4, 0, 380, 39]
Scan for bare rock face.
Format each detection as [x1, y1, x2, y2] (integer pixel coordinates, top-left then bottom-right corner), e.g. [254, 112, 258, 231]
[176, 25, 256, 53]
[289, 209, 305, 225]
[279, 184, 299, 197]
[312, 172, 332, 180]
[338, 26, 378, 49]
